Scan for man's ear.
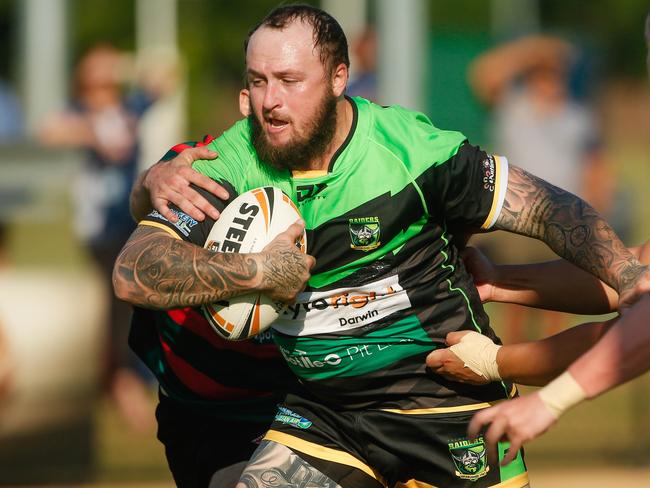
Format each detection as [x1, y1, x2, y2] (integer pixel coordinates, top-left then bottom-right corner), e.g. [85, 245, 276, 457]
[331, 63, 349, 98]
[239, 89, 251, 117]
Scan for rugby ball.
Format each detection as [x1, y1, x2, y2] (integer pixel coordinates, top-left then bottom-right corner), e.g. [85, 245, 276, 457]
[201, 187, 306, 340]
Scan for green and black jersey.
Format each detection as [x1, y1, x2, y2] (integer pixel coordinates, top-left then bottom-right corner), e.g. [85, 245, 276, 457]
[151, 96, 513, 412]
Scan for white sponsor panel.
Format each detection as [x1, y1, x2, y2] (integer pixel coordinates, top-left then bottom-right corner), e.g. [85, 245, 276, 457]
[272, 275, 411, 336]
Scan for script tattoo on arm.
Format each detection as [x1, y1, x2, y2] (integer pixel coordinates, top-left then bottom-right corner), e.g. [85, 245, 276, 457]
[113, 225, 260, 309]
[494, 165, 648, 294]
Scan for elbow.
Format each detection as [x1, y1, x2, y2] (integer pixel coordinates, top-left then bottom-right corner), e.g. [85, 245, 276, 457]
[112, 257, 134, 303]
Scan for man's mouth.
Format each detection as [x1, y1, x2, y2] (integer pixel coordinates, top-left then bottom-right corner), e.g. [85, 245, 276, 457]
[265, 117, 289, 133]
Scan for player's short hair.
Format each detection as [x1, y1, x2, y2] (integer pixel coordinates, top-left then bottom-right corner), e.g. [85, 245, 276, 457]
[244, 4, 350, 74]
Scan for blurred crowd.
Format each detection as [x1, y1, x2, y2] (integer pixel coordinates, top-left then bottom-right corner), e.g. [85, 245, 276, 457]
[0, 42, 185, 465]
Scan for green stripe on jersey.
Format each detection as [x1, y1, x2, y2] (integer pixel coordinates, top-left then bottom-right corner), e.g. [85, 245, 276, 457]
[273, 315, 436, 380]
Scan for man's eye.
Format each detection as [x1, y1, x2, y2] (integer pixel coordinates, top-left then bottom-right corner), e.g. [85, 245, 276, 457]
[251, 79, 265, 87]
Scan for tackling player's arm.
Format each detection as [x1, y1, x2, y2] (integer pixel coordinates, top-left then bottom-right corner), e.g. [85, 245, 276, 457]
[130, 137, 229, 223]
[463, 241, 650, 314]
[427, 319, 612, 386]
[494, 165, 650, 309]
[468, 294, 650, 465]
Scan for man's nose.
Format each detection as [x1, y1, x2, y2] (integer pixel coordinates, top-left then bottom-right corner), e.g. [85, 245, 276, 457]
[262, 82, 281, 111]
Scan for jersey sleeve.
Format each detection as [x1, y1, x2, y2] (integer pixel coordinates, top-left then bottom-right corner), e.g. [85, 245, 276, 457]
[159, 134, 216, 162]
[424, 142, 509, 230]
[139, 182, 236, 245]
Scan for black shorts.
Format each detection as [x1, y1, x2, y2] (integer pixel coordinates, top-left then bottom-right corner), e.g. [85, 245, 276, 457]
[264, 394, 529, 488]
[155, 391, 274, 488]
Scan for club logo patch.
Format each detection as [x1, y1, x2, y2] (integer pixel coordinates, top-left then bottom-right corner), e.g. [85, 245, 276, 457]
[274, 406, 312, 429]
[349, 216, 380, 251]
[448, 436, 489, 481]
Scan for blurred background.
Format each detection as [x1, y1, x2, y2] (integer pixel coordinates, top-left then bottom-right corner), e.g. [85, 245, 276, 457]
[0, 0, 648, 486]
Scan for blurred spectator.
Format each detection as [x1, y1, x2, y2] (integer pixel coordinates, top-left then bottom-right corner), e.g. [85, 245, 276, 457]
[469, 36, 615, 214]
[133, 47, 186, 175]
[347, 25, 378, 102]
[0, 79, 24, 143]
[37, 44, 155, 433]
[0, 223, 13, 403]
[468, 35, 626, 339]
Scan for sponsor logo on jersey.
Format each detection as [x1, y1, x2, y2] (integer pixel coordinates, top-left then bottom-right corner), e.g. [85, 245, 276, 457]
[296, 183, 328, 202]
[274, 406, 312, 429]
[448, 436, 489, 481]
[272, 276, 411, 336]
[349, 216, 381, 251]
[482, 155, 496, 192]
[273, 315, 434, 380]
[149, 209, 198, 237]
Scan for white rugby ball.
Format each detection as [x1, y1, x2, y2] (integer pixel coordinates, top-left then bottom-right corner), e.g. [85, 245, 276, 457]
[201, 186, 306, 340]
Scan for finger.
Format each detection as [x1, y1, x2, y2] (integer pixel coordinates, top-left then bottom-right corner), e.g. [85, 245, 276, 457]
[169, 192, 206, 222]
[179, 146, 218, 165]
[186, 170, 230, 202]
[476, 284, 491, 303]
[425, 349, 445, 369]
[445, 330, 470, 346]
[484, 415, 508, 450]
[501, 439, 521, 466]
[468, 409, 493, 439]
[153, 199, 180, 223]
[284, 220, 306, 242]
[179, 185, 221, 221]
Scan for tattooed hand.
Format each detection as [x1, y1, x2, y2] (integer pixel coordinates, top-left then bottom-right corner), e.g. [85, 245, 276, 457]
[495, 165, 647, 303]
[257, 221, 315, 303]
[618, 266, 650, 312]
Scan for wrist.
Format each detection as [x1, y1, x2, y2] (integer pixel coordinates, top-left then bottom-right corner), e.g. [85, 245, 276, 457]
[488, 265, 509, 303]
[251, 253, 267, 293]
[537, 371, 587, 419]
[448, 332, 502, 381]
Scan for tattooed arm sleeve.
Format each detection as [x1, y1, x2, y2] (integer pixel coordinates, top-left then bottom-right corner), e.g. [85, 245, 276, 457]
[493, 164, 648, 296]
[112, 225, 262, 309]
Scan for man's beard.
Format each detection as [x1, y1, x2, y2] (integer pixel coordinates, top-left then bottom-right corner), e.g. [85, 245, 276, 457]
[249, 91, 338, 171]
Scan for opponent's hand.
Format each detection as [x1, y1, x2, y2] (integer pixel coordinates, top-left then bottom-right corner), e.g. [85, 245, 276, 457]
[258, 221, 316, 303]
[461, 247, 497, 303]
[426, 331, 491, 385]
[143, 146, 228, 222]
[468, 393, 557, 465]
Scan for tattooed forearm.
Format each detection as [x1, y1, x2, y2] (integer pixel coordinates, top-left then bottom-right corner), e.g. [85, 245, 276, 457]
[113, 226, 260, 309]
[495, 165, 648, 293]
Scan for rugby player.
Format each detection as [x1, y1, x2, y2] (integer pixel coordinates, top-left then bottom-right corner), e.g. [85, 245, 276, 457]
[115, 5, 650, 487]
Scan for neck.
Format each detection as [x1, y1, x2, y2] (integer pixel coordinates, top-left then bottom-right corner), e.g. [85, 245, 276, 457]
[307, 97, 352, 171]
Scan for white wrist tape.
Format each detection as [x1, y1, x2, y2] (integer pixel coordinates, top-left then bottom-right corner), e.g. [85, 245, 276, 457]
[537, 371, 587, 419]
[448, 331, 502, 381]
